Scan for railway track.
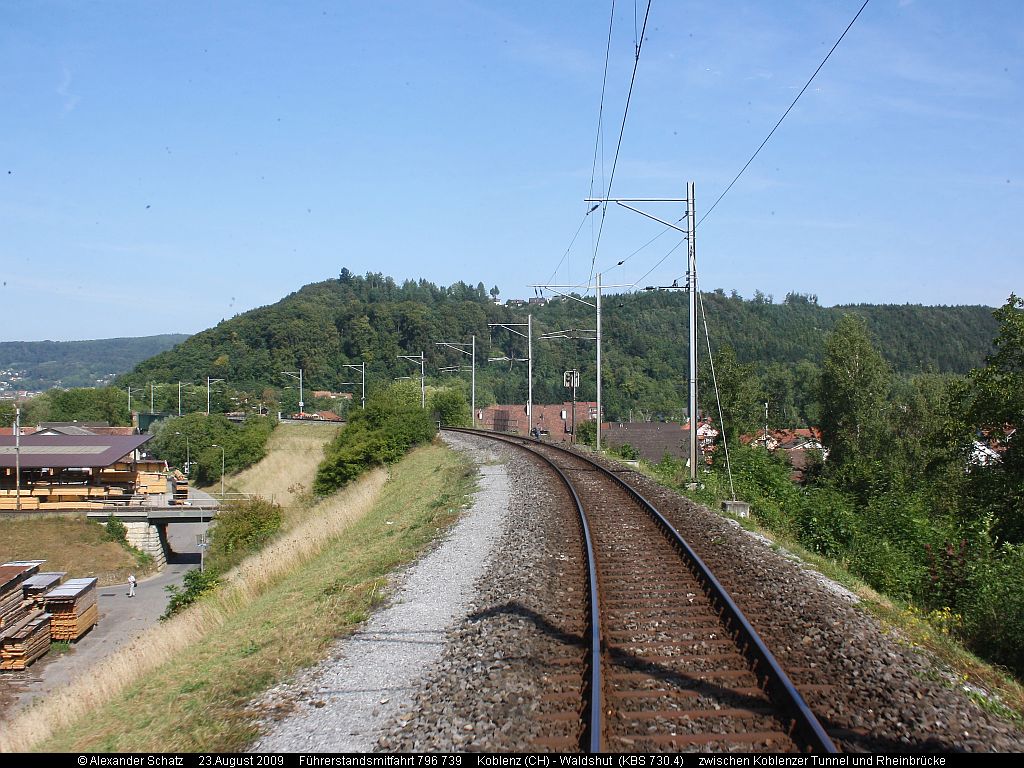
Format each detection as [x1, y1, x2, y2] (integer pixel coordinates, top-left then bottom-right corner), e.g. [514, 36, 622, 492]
[444, 428, 837, 754]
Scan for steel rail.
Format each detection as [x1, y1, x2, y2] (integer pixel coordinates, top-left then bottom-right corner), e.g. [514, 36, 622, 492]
[444, 427, 837, 754]
[445, 427, 603, 750]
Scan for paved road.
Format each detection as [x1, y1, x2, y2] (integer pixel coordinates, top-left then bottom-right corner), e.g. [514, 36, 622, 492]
[9, 518, 210, 712]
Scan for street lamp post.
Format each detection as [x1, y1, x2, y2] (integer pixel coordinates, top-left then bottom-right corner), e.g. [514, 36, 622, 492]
[210, 444, 225, 499]
[175, 431, 191, 476]
[488, 318, 533, 434]
[532, 277, 629, 450]
[586, 185, 698, 481]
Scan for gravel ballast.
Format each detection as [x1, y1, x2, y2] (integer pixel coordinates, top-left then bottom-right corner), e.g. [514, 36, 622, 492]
[249, 434, 510, 752]
[251, 434, 1024, 753]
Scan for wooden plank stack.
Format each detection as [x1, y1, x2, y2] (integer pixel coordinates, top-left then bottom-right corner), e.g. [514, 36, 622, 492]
[43, 578, 98, 642]
[22, 572, 66, 606]
[0, 561, 43, 628]
[0, 610, 51, 670]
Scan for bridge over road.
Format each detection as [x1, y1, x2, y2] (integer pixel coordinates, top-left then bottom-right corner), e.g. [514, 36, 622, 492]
[83, 489, 222, 566]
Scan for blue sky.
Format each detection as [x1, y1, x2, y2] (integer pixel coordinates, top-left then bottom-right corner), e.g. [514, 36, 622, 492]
[2, 0, 1021, 341]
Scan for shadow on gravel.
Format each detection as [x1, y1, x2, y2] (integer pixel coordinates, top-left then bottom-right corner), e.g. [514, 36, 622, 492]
[468, 600, 960, 754]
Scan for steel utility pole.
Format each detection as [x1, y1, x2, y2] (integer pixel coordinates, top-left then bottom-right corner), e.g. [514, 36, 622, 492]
[435, 335, 476, 423]
[14, 406, 21, 512]
[588, 183, 698, 481]
[542, 331, 595, 444]
[596, 273, 602, 449]
[686, 181, 698, 482]
[533, 274, 629, 451]
[397, 353, 425, 408]
[341, 362, 366, 410]
[281, 369, 304, 415]
[489, 318, 533, 434]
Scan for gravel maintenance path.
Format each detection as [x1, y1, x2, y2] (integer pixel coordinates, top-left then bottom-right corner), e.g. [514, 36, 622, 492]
[249, 434, 510, 752]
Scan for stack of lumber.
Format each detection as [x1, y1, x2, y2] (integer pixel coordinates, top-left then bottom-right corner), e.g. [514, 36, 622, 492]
[0, 562, 43, 628]
[22, 572, 66, 606]
[43, 578, 98, 642]
[0, 610, 51, 670]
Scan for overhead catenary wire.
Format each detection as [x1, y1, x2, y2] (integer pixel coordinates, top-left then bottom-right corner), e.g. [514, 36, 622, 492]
[587, 0, 654, 292]
[623, 0, 872, 290]
[698, 285, 735, 501]
[697, 0, 872, 229]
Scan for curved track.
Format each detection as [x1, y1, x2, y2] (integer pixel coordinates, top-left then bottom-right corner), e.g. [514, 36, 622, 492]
[445, 428, 837, 753]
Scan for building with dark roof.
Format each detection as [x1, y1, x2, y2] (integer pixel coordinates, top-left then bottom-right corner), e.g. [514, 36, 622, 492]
[0, 433, 156, 510]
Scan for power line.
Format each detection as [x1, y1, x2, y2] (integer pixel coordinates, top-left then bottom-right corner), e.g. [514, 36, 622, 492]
[641, 0, 872, 289]
[589, 0, 616, 213]
[587, 0, 654, 290]
[546, 204, 600, 286]
[698, 0, 872, 228]
[631, 237, 685, 290]
[544, 2, 617, 292]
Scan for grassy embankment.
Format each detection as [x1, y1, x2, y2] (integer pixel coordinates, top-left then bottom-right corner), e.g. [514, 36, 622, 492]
[1, 439, 473, 753]
[0, 516, 150, 586]
[220, 422, 342, 520]
[627, 456, 1024, 724]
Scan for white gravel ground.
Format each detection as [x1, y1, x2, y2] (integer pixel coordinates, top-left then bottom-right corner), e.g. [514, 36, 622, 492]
[249, 435, 508, 753]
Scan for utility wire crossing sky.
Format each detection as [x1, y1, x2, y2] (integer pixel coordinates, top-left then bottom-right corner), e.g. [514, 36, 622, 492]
[2, 0, 1021, 341]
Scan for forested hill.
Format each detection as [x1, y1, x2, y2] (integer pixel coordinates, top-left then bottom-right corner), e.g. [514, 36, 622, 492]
[1, 334, 190, 391]
[121, 272, 1000, 420]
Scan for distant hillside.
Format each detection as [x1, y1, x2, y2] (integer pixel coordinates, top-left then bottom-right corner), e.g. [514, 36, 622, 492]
[0, 334, 190, 392]
[120, 271, 1001, 421]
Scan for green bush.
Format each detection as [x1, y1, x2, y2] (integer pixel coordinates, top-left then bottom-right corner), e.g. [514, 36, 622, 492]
[104, 514, 129, 544]
[429, 388, 470, 427]
[611, 443, 640, 460]
[793, 487, 856, 560]
[163, 568, 221, 618]
[314, 382, 436, 496]
[575, 420, 597, 447]
[206, 496, 283, 573]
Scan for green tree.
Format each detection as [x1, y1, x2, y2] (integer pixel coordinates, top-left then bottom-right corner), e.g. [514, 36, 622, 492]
[429, 387, 469, 427]
[703, 345, 763, 442]
[966, 294, 1024, 543]
[0, 401, 14, 428]
[819, 316, 892, 470]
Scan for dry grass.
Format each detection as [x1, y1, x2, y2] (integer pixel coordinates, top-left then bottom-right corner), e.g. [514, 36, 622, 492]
[0, 467, 388, 753]
[0, 515, 147, 586]
[7, 442, 474, 753]
[17, 444, 471, 753]
[222, 423, 341, 513]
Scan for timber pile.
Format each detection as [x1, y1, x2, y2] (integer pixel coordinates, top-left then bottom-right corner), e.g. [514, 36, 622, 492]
[0, 610, 51, 670]
[22, 572, 66, 606]
[0, 562, 43, 627]
[44, 578, 98, 642]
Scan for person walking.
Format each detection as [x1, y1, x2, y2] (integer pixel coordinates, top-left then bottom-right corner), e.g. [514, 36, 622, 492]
[127, 573, 136, 598]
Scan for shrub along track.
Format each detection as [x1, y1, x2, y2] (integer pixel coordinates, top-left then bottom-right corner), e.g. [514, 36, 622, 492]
[383, 433, 1024, 753]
